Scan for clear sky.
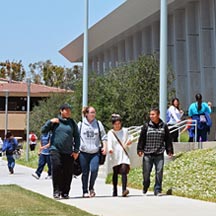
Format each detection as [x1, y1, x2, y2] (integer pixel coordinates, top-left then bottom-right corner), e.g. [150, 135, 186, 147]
[0, 0, 125, 71]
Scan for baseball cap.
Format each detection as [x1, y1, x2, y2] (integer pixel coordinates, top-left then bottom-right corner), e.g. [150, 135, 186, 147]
[59, 103, 72, 110]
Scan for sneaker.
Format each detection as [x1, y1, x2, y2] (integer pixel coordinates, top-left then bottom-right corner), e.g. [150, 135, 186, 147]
[122, 189, 129, 197]
[45, 175, 52, 180]
[9, 167, 14, 174]
[83, 193, 90, 198]
[53, 193, 60, 199]
[155, 192, 163, 196]
[61, 194, 70, 199]
[113, 191, 118, 197]
[90, 190, 96, 197]
[32, 172, 40, 179]
[143, 187, 148, 195]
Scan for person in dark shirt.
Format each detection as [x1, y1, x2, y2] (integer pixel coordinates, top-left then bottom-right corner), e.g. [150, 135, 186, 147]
[41, 104, 80, 199]
[2, 131, 18, 174]
[137, 107, 173, 196]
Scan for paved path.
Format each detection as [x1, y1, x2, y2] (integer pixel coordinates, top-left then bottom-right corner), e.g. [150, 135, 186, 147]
[0, 158, 216, 216]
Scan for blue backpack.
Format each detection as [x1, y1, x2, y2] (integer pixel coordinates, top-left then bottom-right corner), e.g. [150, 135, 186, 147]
[166, 110, 171, 122]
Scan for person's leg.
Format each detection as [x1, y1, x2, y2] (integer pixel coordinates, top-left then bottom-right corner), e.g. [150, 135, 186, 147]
[46, 155, 52, 176]
[120, 164, 129, 196]
[61, 154, 74, 198]
[50, 151, 62, 198]
[35, 154, 46, 177]
[79, 152, 90, 195]
[89, 153, 99, 196]
[153, 154, 164, 195]
[112, 165, 119, 196]
[143, 155, 153, 194]
[7, 155, 15, 173]
[200, 129, 207, 142]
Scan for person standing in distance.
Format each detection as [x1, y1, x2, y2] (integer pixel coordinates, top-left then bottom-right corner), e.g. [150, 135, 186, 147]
[188, 93, 212, 141]
[32, 132, 52, 180]
[2, 131, 18, 174]
[137, 108, 173, 196]
[41, 104, 80, 199]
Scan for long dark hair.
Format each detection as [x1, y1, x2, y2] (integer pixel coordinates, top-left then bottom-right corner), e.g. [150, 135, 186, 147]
[171, 98, 180, 110]
[195, 93, 202, 111]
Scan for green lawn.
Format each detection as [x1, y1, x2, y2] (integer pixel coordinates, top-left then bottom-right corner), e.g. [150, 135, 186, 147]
[106, 148, 216, 202]
[0, 185, 95, 216]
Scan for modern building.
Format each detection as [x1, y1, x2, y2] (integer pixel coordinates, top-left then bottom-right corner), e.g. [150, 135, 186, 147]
[0, 78, 71, 138]
[60, 0, 216, 110]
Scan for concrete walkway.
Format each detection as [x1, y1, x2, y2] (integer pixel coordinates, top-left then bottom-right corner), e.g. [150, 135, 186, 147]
[0, 158, 216, 216]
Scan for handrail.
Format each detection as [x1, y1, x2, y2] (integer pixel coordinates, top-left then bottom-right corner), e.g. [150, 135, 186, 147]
[127, 119, 198, 144]
[168, 119, 197, 142]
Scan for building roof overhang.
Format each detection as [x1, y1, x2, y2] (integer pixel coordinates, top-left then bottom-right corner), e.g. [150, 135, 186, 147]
[0, 78, 72, 97]
[59, 0, 175, 62]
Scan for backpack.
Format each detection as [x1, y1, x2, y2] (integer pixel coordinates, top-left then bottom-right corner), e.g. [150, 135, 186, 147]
[166, 109, 171, 122]
[30, 134, 36, 142]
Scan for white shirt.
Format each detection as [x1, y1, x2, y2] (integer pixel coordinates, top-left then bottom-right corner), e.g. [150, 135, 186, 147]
[107, 128, 131, 167]
[167, 105, 183, 125]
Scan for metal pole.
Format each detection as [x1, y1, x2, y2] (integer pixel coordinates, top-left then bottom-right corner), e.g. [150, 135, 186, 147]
[26, 78, 31, 161]
[4, 90, 9, 136]
[159, 0, 168, 121]
[82, 0, 89, 107]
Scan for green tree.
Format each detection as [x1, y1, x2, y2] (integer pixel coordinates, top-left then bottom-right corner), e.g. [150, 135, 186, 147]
[0, 60, 26, 81]
[72, 54, 175, 128]
[29, 60, 81, 89]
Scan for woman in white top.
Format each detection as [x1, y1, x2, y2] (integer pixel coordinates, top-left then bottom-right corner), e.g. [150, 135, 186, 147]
[107, 114, 132, 197]
[167, 98, 184, 141]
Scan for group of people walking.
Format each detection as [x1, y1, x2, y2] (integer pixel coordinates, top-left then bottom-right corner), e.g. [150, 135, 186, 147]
[38, 102, 175, 199]
[1, 92, 211, 199]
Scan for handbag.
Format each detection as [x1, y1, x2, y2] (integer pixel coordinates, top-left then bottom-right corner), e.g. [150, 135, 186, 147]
[96, 121, 106, 165]
[73, 155, 82, 176]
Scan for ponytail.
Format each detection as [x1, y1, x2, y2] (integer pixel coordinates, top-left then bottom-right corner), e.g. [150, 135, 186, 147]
[195, 93, 202, 111]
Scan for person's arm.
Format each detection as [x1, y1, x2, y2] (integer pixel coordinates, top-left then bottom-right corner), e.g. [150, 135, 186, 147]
[2, 140, 7, 152]
[98, 121, 107, 154]
[73, 121, 80, 153]
[137, 124, 147, 156]
[41, 118, 59, 134]
[164, 124, 174, 156]
[107, 131, 113, 154]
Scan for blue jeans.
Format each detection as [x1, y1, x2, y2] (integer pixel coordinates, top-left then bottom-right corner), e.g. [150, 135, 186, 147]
[6, 155, 15, 171]
[143, 153, 164, 194]
[79, 152, 99, 194]
[35, 154, 51, 177]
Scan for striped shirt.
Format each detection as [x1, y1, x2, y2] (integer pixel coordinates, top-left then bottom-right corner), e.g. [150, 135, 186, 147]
[137, 119, 173, 155]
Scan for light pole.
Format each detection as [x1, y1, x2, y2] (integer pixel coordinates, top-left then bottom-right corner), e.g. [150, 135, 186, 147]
[26, 78, 31, 161]
[4, 90, 9, 136]
[82, 0, 89, 107]
[159, 0, 168, 121]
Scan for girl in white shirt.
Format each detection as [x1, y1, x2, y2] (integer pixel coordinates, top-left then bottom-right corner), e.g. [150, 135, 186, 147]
[167, 98, 184, 141]
[107, 114, 132, 197]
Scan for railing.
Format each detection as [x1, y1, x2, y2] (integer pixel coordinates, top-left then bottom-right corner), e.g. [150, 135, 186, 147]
[168, 119, 197, 143]
[127, 119, 198, 145]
